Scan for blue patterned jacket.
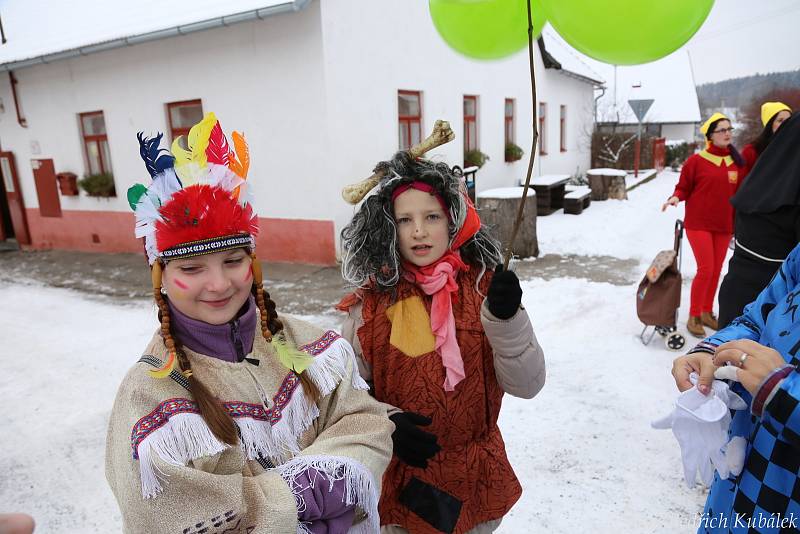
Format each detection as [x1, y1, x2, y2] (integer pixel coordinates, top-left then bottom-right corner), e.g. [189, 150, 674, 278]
[689, 242, 800, 533]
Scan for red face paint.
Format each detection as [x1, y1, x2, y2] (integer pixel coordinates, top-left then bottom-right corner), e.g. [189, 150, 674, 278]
[243, 269, 253, 283]
[173, 278, 189, 290]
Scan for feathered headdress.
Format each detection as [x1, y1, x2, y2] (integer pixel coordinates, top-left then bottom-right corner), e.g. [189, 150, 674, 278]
[128, 112, 257, 266]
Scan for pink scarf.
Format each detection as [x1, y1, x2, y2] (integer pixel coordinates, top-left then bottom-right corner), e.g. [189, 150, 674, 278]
[403, 251, 467, 391]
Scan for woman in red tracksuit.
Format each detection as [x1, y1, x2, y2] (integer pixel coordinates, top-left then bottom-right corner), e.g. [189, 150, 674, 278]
[662, 112, 744, 338]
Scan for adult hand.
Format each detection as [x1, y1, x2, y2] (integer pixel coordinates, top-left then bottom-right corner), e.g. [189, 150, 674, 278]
[713, 340, 787, 395]
[487, 265, 523, 320]
[661, 196, 679, 212]
[389, 412, 441, 468]
[672, 352, 717, 394]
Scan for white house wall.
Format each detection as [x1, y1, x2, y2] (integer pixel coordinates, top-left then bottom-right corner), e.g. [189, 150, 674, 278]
[319, 0, 594, 242]
[0, 2, 339, 262]
[0, 0, 597, 262]
[0, 3, 328, 217]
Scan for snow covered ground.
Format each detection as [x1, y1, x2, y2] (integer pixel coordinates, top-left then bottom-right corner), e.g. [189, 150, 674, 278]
[0, 170, 719, 533]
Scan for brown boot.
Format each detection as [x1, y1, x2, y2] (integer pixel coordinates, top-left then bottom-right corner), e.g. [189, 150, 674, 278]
[687, 316, 706, 338]
[701, 312, 719, 330]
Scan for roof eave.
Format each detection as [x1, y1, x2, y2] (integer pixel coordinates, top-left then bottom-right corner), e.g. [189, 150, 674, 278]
[0, 0, 312, 72]
[537, 36, 604, 87]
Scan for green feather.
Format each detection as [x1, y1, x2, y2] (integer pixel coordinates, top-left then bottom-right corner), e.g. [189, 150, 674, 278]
[271, 336, 315, 374]
[127, 183, 148, 211]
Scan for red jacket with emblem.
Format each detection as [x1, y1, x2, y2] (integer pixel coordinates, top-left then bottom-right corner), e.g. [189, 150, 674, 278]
[671, 144, 743, 233]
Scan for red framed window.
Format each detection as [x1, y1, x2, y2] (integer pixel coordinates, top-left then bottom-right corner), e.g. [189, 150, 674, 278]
[464, 95, 478, 153]
[560, 105, 567, 152]
[79, 111, 112, 175]
[398, 90, 422, 150]
[167, 99, 204, 140]
[538, 102, 547, 155]
[505, 98, 515, 155]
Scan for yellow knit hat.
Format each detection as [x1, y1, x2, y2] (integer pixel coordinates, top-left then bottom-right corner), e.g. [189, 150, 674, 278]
[761, 102, 792, 127]
[700, 112, 730, 136]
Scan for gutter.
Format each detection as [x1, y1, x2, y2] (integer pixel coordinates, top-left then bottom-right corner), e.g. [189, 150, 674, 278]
[0, 0, 312, 72]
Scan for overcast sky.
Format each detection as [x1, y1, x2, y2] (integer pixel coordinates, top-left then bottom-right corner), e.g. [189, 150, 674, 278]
[685, 0, 800, 84]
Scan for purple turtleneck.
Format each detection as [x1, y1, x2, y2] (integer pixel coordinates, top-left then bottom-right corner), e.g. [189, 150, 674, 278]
[167, 295, 257, 362]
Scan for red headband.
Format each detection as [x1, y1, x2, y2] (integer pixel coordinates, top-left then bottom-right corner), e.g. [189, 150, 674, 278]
[391, 180, 481, 250]
[391, 181, 449, 217]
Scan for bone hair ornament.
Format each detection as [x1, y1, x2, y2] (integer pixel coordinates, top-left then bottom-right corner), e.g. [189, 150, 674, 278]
[341, 119, 455, 204]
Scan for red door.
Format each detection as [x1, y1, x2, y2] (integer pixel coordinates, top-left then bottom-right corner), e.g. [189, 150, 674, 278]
[31, 159, 62, 218]
[0, 151, 31, 244]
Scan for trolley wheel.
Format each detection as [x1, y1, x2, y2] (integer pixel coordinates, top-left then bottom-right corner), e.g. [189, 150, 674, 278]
[665, 333, 686, 351]
[655, 325, 677, 336]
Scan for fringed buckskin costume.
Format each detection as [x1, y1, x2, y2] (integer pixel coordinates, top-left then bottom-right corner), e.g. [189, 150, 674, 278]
[105, 112, 393, 534]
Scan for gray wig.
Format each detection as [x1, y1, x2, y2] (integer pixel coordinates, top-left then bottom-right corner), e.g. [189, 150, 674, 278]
[341, 152, 502, 290]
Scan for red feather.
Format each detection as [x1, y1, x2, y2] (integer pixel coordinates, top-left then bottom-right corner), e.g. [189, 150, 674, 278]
[205, 121, 230, 166]
[155, 185, 258, 252]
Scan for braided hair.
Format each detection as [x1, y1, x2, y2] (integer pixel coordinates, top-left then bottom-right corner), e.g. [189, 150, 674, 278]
[154, 252, 320, 446]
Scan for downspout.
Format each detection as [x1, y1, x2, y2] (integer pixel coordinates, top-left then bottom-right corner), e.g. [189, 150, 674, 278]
[593, 85, 606, 125]
[9, 71, 26, 127]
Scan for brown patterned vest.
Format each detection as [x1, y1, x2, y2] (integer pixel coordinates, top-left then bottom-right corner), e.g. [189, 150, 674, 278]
[357, 267, 522, 534]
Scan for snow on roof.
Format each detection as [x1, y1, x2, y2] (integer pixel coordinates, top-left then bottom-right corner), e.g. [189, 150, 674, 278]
[540, 25, 701, 125]
[0, 0, 305, 67]
[540, 27, 604, 85]
[591, 53, 701, 125]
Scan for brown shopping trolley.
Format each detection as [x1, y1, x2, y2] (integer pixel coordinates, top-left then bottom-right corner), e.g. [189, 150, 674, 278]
[637, 219, 686, 351]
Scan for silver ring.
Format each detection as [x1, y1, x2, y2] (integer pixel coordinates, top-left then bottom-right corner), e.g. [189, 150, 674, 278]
[739, 353, 748, 367]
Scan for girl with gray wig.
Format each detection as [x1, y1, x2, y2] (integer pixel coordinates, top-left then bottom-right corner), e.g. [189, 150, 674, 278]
[338, 150, 546, 534]
[341, 151, 502, 290]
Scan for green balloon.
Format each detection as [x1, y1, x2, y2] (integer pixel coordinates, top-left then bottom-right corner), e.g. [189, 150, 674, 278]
[430, 0, 546, 60]
[542, 0, 713, 65]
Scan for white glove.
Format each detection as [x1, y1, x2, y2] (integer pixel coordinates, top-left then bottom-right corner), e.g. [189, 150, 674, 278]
[652, 373, 747, 487]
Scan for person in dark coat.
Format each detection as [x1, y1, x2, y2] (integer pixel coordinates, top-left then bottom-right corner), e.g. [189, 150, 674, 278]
[739, 101, 792, 180]
[718, 112, 800, 329]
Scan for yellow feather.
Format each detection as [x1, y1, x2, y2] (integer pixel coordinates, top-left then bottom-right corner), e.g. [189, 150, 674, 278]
[271, 336, 315, 374]
[171, 136, 191, 168]
[187, 112, 216, 168]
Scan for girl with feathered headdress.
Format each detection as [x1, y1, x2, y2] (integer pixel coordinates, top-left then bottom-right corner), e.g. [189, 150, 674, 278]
[337, 151, 546, 534]
[105, 113, 392, 533]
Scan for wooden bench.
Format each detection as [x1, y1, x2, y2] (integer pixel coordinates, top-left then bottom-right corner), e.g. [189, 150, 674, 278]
[518, 174, 571, 215]
[563, 186, 592, 215]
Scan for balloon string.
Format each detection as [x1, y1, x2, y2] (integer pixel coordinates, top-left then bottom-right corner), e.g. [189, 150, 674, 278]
[504, 0, 539, 270]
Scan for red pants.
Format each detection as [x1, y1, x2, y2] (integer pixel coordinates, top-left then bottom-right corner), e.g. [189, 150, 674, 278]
[686, 229, 730, 317]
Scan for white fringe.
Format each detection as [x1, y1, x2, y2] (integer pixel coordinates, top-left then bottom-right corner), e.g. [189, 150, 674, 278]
[304, 336, 370, 394]
[136, 333, 371, 499]
[276, 455, 380, 534]
[137, 412, 228, 499]
[236, 398, 321, 463]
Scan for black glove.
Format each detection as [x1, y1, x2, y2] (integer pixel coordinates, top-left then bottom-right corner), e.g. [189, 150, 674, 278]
[389, 412, 441, 468]
[486, 265, 523, 320]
